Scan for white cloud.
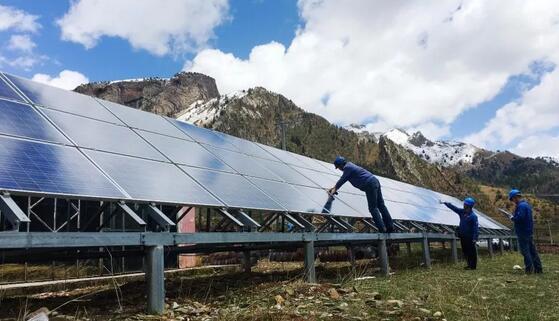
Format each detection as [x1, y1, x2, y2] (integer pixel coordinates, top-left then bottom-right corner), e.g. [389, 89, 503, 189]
[465, 67, 559, 150]
[57, 0, 229, 56]
[7, 34, 36, 52]
[512, 134, 559, 158]
[32, 70, 89, 90]
[0, 4, 40, 32]
[186, 0, 559, 142]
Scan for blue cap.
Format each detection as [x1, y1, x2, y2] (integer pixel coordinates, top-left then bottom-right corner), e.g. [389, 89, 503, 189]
[509, 189, 521, 200]
[463, 197, 475, 207]
[334, 156, 346, 169]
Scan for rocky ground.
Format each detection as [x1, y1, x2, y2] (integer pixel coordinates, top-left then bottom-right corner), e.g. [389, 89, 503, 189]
[2, 250, 559, 321]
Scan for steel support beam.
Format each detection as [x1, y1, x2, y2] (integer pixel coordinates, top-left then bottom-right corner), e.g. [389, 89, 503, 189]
[146, 245, 165, 315]
[406, 242, 412, 256]
[303, 240, 316, 283]
[499, 238, 505, 254]
[242, 250, 252, 273]
[378, 238, 389, 276]
[144, 204, 175, 231]
[451, 238, 458, 264]
[422, 235, 431, 268]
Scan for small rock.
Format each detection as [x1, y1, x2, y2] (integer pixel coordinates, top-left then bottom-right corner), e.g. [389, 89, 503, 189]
[328, 288, 341, 300]
[419, 308, 431, 315]
[338, 302, 349, 310]
[172, 302, 180, 309]
[513, 265, 523, 270]
[275, 295, 285, 305]
[433, 311, 443, 318]
[386, 299, 404, 308]
[372, 292, 382, 300]
[285, 288, 295, 296]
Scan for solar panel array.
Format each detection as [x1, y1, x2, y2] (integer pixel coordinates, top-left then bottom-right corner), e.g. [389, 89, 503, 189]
[0, 72, 506, 229]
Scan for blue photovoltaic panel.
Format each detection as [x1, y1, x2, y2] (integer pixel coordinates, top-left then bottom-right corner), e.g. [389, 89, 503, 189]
[5, 74, 121, 124]
[292, 185, 365, 217]
[248, 177, 325, 214]
[183, 166, 286, 211]
[257, 158, 320, 187]
[86, 150, 223, 206]
[0, 136, 125, 198]
[43, 108, 166, 161]
[139, 131, 235, 172]
[171, 120, 240, 150]
[256, 143, 302, 164]
[288, 165, 365, 195]
[204, 145, 283, 180]
[220, 135, 277, 160]
[0, 77, 24, 102]
[97, 99, 187, 138]
[0, 99, 68, 144]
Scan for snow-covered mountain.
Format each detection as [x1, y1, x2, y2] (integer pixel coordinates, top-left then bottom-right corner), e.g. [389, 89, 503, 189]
[345, 126, 482, 167]
[176, 90, 249, 126]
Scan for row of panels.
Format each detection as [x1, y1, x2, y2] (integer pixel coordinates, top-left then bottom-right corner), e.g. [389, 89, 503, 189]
[0, 72, 505, 229]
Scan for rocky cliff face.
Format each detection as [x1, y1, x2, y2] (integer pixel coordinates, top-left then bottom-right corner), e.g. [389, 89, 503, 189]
[75, 72, 219, 117]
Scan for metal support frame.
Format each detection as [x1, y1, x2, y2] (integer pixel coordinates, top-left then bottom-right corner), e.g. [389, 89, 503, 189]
[499, 238, 505, 254]
[451, 238, 458, 263]
[290, 213, 316, 232]
[143, 204, 175, 231]
[487, 238, 494, 258]
[303, 240, 316, 283]
[117, 202, 146, 227]
[0, 193, 30, 230]
[406, 242, 412, 256]
[145, 245, 165, 314]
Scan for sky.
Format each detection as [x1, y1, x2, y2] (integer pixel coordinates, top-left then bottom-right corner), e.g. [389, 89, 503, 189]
[0, 0, 558, 160]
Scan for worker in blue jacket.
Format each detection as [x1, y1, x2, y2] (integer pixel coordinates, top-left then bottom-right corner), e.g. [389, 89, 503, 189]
[441, 198, 479, 270]
[509, 189, 543, 274]
[328, 156, 394, 233]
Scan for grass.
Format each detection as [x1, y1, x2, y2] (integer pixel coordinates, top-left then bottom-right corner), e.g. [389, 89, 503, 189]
[1, 250, 558, 321]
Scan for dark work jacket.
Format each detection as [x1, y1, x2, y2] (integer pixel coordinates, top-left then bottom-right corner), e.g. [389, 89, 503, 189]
[444, 203, 479, 241]
[512, 200, 534, 238]
[335, 162, 378, 191]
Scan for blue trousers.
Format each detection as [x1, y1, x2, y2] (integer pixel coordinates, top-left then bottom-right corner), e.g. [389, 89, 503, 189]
[364, 181, 394, 233]
[517, 236, 543, 273]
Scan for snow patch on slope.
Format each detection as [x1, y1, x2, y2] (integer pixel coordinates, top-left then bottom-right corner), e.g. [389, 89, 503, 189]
[176, 90, 249, 126]
[345, 125, 482, 167]
[383, 129, 481, 166]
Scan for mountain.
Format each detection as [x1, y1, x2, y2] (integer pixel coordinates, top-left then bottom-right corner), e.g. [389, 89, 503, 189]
[74, 73, 558, 225]
[75, 72, 219, 117]
[346, 126, 483, 167]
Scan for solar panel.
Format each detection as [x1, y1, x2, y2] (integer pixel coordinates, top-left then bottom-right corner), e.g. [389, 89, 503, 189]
[86, 150, 223, 206]
[96, 99, 187, 138]
[0, 136, 125, 199]
[256, 143, 304, 164]
[204, 145, 283, 180]
[291, 185, 365, 217]
[138, 131, 235, 172]
[43, 108, 166, 161]
[248, 177, 326, 214]
[171, 119, 240, 150]
[257, 158, 320, 187]
[219, 135, 277, 160]
[0, 76, 23, 102]
[182, 166, 286, 211]
[0, 99, 68, 144]
[5, 74, 121, 124]
[288, 165, 365, 195]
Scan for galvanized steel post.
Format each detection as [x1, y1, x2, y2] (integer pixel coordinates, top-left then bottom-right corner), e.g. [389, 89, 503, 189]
[304, 240, 316, 283]
[499, 238, 505, 255]
[422, 235, 431, 268]
[451, 238, 458, 264]
[379, 238, 389, 276]
[487, 239, 494, 258]
[146, 245, 165, 314]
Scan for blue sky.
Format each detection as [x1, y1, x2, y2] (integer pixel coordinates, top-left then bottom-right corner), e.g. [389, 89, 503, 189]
[0, 1, 558, 158]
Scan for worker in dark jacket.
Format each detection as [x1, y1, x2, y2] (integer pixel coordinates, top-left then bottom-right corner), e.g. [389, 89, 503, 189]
[509, 189, 543, 274]
[328, 156, 394, 233]
[442, 197, 479, 270]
